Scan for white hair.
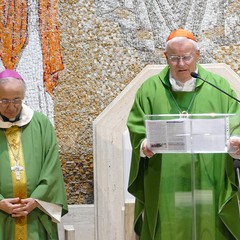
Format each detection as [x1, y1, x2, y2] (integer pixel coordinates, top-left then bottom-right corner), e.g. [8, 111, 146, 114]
[0, 77, 27, 97]
[165, 37, 199, 51]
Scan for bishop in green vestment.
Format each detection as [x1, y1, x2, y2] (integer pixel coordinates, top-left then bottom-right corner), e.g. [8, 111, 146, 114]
[127, 29, 240, 240]
[0, 69, 68, 240]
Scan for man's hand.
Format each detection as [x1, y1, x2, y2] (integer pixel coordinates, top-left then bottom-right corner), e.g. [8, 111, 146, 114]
[0, 197, 22, 215]
[142, 140, 154, 158]
[0, 197, 38, 217]
[12, 198, 38, 217]
[228, 136, 240, 159]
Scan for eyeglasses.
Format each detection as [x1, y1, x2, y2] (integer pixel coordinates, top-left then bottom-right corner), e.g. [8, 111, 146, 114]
[0, 99, 23, 106]
[168, 55, 193, 63]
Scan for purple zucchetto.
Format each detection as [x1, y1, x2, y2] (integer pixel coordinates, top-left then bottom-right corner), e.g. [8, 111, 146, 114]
[0, 69, 23, 80]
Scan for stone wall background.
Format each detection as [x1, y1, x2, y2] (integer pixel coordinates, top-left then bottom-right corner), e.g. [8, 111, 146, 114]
[55, 0, 240, 204]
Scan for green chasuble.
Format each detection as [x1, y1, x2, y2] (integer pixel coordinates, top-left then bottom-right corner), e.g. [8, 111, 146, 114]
[0, 108, 68, 240]
[127, 65, 240, 240]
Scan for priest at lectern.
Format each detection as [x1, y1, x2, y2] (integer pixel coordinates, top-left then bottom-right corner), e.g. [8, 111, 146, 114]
[127, 29, 240, 240]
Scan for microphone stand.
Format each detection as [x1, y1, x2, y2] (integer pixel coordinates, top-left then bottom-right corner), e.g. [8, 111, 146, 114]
[190, 72, 240, 103]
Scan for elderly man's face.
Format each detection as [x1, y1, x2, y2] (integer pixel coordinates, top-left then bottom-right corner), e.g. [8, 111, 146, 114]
[164, 40, 200, 82]
[0, 78, 24, 119]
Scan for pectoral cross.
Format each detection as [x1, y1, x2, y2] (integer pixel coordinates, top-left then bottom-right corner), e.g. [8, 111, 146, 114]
[11, 162, 24, 181]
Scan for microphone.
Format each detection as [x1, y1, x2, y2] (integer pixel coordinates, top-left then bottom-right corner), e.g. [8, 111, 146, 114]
[190, 72, 240, 103]
[234, 159, 240, 188]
